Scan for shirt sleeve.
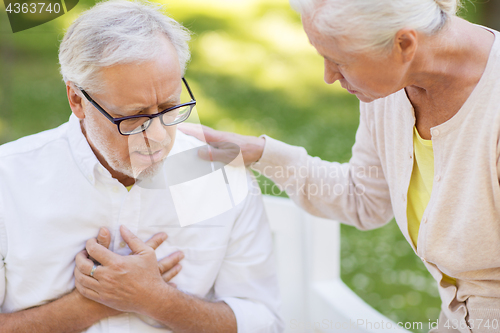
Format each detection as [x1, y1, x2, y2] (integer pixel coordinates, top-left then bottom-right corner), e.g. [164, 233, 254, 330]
[250, 103, 393, 231]
[213, 170, 284, 333]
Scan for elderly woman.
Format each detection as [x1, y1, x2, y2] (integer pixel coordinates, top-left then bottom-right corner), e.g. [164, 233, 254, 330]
[181, 0, 500, 332]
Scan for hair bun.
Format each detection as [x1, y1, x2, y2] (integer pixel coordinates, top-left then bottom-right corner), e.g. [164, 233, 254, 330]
[435, 0, 461, 15]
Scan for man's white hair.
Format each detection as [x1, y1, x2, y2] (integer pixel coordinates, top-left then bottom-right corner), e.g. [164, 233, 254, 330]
[59, 0, 191, 94]
[290, 0, 462, 53]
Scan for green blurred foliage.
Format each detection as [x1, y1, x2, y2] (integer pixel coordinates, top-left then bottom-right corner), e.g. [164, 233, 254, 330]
[0, 0, 493, 332]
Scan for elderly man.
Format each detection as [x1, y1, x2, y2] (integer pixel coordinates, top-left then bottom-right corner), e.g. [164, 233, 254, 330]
[0, 1, 283, 332]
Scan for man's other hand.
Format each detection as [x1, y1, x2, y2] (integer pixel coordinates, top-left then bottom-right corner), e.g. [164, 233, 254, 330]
[84, 227, 183, 287]
[74, 226, 181, 314]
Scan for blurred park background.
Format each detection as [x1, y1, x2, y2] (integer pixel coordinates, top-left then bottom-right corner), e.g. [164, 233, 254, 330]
[1, 0, 499, 331]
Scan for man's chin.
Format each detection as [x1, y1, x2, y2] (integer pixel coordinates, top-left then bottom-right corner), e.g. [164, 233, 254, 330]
[128, 149, 169, 179]
[131, 160, 165, 180]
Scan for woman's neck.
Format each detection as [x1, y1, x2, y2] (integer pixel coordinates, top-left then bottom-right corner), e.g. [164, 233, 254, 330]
[404, 17, 495, 137]
[408, 17, 494, 98]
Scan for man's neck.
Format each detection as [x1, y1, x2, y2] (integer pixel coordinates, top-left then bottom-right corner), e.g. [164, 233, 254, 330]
[80, 120, 136, 187]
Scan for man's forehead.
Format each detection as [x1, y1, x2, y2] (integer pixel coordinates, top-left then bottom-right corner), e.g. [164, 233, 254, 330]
[98, 81, 183, 116]
[94, 51, 183, 115]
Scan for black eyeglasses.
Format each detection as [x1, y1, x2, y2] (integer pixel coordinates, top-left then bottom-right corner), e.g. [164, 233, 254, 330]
[80, 77, 196, 136]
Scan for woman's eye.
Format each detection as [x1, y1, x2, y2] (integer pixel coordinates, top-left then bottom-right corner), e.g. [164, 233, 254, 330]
[328, 59, 341, 67]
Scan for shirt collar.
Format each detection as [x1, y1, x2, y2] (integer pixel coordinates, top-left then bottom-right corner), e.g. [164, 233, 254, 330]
[67, 113, 102, 186]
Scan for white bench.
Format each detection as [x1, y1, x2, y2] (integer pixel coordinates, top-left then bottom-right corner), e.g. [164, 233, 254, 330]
[263, 195, 410, 333]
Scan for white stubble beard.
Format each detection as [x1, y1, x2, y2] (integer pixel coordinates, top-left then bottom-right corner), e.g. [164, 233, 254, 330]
[82, 114, 170, 181]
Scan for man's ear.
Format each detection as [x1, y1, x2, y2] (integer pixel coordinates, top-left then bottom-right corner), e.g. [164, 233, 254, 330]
[66, 82, 85, 119]
[394, 28, 418, 64]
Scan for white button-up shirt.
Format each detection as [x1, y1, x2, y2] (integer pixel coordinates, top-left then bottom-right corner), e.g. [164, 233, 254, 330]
[0, 114, 284, 332]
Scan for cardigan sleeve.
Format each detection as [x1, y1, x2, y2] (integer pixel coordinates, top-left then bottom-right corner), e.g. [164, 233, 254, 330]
[251, 104, 393, 230]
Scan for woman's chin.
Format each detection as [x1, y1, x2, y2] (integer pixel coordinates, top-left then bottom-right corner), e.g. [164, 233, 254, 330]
[356, 93, 378, 103]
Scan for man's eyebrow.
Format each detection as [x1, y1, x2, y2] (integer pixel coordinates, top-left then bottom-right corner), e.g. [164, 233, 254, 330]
[117, 97, 180, 116]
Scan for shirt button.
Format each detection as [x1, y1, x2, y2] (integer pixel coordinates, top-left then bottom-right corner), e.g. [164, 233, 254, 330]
[88, 175, 94, 182]
[112, 186, 119, 193]
[421, 257, 427, 263]
[402, 194, 406, 202]
[434, 175, 441, 182]
[422, 217, 428, 224]
[432, 129, 440, 137]
[119, 241, 126, 248]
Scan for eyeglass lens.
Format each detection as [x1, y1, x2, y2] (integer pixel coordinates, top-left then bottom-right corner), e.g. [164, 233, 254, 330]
[119, 104, 193, 135]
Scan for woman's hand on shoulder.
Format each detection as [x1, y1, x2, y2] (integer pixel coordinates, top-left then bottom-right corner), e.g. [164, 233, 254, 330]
[178, 123, 265, 166]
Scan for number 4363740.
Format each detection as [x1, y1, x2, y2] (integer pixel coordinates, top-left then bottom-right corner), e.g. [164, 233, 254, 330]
[5, 2, 61, 14]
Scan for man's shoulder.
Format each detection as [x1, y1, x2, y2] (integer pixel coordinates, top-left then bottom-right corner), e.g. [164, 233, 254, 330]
[0, 122, 69, 160]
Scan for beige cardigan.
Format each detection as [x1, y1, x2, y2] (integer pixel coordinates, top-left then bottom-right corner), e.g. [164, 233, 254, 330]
[251, 27, 500, 333]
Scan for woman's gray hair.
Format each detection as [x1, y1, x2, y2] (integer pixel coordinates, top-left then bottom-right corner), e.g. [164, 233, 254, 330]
[59, 0, 191, 94]
[290, 0, 462, 53]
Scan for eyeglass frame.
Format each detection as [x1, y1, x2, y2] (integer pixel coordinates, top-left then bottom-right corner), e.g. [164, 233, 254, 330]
[79, 77, 196, 136]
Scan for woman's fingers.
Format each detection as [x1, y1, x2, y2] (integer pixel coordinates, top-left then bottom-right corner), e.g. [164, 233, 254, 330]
[206, 142, 241, 164]
[178, 123, 212, 142]
[178, 123, 232, 147]
[178, 123, 265, 165]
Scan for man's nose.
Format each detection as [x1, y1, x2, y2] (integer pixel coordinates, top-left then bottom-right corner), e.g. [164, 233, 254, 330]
[144, 116, 168, 143]
[324, 59, 344, 84]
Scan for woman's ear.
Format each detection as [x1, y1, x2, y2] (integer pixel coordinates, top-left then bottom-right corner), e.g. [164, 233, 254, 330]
[395, 28, 418, 64]
[66, 82, 85, 119]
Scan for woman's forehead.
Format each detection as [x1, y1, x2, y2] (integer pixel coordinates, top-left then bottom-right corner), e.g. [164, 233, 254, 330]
[304, 22, 353, 61]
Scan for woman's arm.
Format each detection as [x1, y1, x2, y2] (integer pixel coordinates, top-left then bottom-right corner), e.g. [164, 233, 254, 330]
[178, 107, 393, 230]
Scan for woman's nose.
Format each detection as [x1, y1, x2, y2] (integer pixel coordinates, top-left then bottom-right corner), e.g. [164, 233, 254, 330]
[324, 60, 344, 84]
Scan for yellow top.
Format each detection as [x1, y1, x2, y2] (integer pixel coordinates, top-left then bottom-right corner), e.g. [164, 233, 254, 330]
[407, 127, 456, 285]
[126, 185, 133, 192]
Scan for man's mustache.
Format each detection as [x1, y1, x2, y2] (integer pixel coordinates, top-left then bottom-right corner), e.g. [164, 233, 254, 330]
[128, 138, 171, 153]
